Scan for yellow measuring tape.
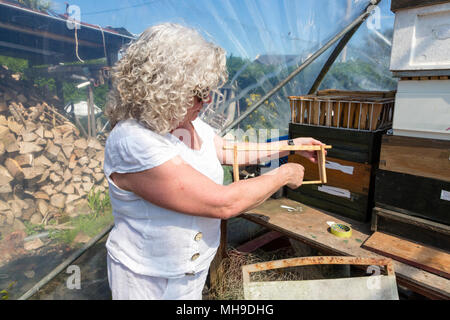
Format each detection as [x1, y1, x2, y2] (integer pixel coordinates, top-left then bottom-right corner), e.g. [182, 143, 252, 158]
[330, 223, 352, 238]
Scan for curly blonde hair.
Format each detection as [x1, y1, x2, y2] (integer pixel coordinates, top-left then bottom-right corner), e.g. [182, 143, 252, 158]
[105, 23, 228, 134]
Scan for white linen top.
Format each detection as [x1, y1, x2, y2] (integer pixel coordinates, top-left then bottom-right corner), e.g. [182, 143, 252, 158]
[103, 118, 224, 278]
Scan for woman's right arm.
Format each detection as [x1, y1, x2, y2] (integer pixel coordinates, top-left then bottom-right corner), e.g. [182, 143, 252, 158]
[110, 156, 304, 220]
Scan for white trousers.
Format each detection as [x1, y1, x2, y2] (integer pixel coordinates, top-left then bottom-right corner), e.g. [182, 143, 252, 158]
[107, 254, 209, 300]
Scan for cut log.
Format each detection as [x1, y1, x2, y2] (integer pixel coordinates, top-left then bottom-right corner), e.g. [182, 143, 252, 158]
[78, 156, 89, 166]
[88, 159, 100, 169]
[7, 120, 23, 135]
[68, 153, 76, 169]
[40, 185, 55, 196]
[8, 200, 22, 218]
[54, 183, 64, 193]
[87, 137, 103, 150]
[45, 142, 60, 160]
[30, 212, 43, 225]
[19, 141, 43, 154]
[0, 165, 14, 184]
[4, 158, 24, 181]
[49, 172, 62, 184]
[14, 153, 33, 167]
[22, 166, 45, 180]
[49, 161, 62, 173]
[72, 166, 82, 175]
[0, 141, 4, 157]
[0, 183, 12, 193]
[33, 191, 50, 201]
[82, 167, 93, 175]
[93, 173, 104, 183]
[62, 144, 74, 159]
[36, 170, 49, 184]
[35, 138, 47, 146]
[36, 199, 48, 216]
[4, 133, 18, 153]
[34, 155, 52, 167]
[0, 124, 9, 140]
[50, 194, 66, 209]
[94, 150, 104, 162]
[0, 200, 10, 211]
[63, 169, 72, 182]
[74, 138, 88, 149]
[22, 132, 38, 142]
[73, 148, 86, 158]
[62, 184, 74, 195]
[43, 130, 53, 139]
[56, 150, 67, 163]
[65, 194, 81, 204]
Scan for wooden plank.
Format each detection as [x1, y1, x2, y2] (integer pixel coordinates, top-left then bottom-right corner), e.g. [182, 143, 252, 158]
[315, 89, 396, 98]
[362, 232, 450, 279]
[223, 145, 332, 151]
[372, 206, 450, 252]
[379, 135, 450, 182]
[375, 170, 450, 225]
[241, 198, 450, 299]
[236, 230, 283, 253]
[289, 154, 372, 195]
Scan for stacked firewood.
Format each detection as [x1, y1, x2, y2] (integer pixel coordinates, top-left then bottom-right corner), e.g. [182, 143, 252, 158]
[0, 65, 108, 230]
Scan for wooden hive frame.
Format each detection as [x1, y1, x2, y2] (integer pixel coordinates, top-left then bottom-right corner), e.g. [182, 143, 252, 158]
[288, 92, 395, 131]
[223, 144, 332, 183]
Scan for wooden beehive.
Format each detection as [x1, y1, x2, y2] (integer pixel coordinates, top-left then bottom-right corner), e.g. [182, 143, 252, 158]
[288, 90, 395, 131]
[287, 90, 396, 222]
[374, 134, 450, 227]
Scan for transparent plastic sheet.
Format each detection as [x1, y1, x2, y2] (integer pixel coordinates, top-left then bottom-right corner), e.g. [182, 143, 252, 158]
[0, 0, 387, 299]
[320, 0, 397, 91]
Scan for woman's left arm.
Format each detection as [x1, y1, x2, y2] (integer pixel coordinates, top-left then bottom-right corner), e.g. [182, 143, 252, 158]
[214, 135, 325, 166]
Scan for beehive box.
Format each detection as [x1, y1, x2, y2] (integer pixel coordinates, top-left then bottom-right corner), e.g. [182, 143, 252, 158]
[390, 1, 450, 73]
[392, 80, 450, 141]
[374, 134, 450, 226]
[286, 90, 395, 222]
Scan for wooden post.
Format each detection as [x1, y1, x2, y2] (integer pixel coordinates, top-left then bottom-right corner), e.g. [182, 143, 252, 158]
[87, 84, 97, 137]
[233, 144, 239, 182]
[87, 87, 91, 137]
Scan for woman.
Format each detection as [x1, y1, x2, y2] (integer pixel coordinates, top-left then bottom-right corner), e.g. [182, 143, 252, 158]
[103, 23, 324, 300]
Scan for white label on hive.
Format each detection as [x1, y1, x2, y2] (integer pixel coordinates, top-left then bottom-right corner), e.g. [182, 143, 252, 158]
[325, 161, 354, 175]
[318, 186, 351, 199]
[440, 190, 450, 202]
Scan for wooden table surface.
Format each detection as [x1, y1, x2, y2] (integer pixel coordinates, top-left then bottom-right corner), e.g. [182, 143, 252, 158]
[240, 197, 450, 300]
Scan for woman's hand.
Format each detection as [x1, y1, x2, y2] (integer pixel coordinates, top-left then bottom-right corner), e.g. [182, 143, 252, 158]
[292, 137, 326, 163]
[280, 162, 305, 189]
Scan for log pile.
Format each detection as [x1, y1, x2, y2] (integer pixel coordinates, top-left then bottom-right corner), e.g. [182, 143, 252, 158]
[0, 65, 108, 231]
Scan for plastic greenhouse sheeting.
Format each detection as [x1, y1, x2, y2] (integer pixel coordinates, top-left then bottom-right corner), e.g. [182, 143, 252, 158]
[0, 0, 396, 300]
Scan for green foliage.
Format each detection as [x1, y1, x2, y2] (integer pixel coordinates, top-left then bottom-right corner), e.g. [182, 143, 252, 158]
[17, 0, 51, 11]
[23, 221, 46, 236]
[222, 166, 233, 185]
[87, 188, 112, 218]
[49, 192, 113, 246]
[0, 55, 28, 73]
[0, 281, 17, 300]
[48, 211, 113, 246]
[320, 59, 397, 91]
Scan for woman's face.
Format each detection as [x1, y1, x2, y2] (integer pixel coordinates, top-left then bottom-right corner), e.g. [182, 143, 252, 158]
[185, 95, 212, 122]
